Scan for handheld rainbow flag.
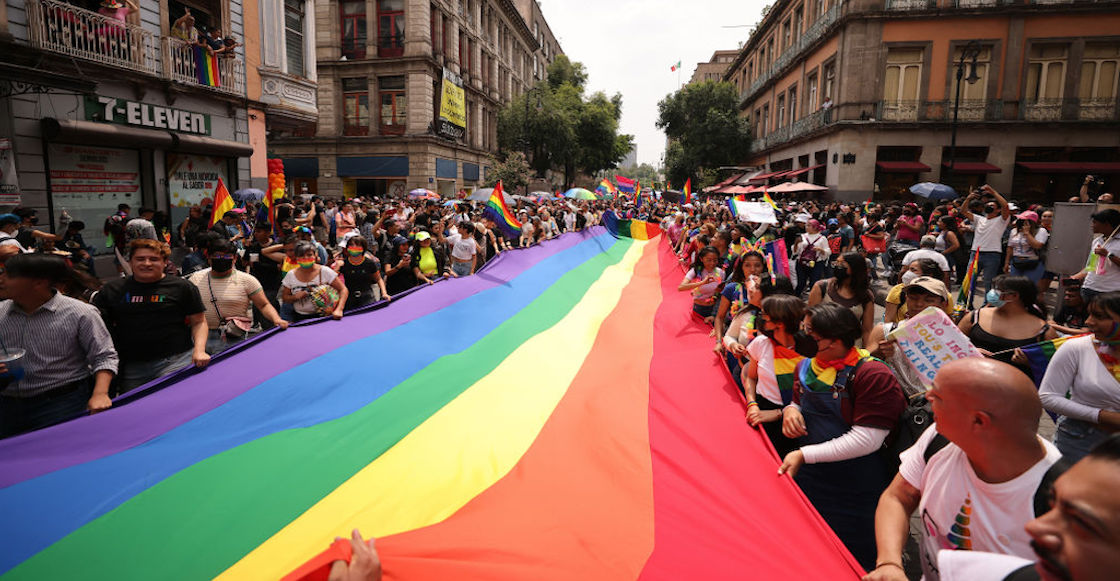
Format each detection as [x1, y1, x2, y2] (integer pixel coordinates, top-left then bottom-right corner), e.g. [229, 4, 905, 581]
[772, 343, 806, 404]
[0, 230, 865, 581]
[956, 249, 980, 309]
[615, 175, 636, 194]
[598, 179, 616, 195]
[683, 178, 692, 204]
[483, 181, 522, 238]
[1020, 334, 1089, 388]
[726, 199, 739, 218]
[863, 199, 873, 215]
[209, 177, 234, 227]
[734, 194, 747, 203]
[601, 211, 660, 240]
[762, 189, 777, 210]
[763, 239, 790, 277]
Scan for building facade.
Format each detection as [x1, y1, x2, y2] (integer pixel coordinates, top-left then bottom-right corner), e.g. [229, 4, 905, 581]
[689, 49, 738, 85]
[724, 0, 1120, 202]
[269, 0, 561, 199]
[0, 0, 283, 251]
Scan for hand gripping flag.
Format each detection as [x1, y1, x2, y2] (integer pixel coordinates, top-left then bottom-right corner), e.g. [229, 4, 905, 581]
[483, 181, 522, 238]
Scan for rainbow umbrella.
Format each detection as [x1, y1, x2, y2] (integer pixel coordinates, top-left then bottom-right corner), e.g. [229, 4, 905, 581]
[564, 188, 598, 200]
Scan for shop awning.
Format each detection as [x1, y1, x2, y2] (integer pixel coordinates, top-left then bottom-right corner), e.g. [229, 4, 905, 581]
[1015, 161, 1120, 174]
[941, 161, 1002, 174]
[784, 164, 825, 177]
[41, 118, 254, 157]
[876, 161, 932, 173]
[748, 170, 787, 182]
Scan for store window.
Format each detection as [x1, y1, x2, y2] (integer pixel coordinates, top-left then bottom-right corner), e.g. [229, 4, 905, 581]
[1025, 44, 1067, 102]
[166, 152, 230, 237]
[377, 0, 404, 58]
[340, 0, 366, 59]
[342, 78, 370, 135]
[47, 143, 142, 254]
[379, 76, 407, 134]
[285, 0, 305, 76]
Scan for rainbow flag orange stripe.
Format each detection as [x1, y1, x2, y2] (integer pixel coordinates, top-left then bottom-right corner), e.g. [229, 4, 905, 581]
[483, 181, 521, 238]
[194, 45, 221, 87]
[762, 190, 778, 210]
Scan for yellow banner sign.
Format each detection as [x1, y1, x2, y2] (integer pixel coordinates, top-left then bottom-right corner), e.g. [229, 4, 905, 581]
[439, 68, 466, 129]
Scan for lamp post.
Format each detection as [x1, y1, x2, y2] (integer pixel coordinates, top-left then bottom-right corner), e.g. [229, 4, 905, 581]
[947, 40, 982, 191]
[522, 87, 543, 193]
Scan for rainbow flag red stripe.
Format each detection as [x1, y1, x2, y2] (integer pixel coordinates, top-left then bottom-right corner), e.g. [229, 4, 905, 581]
[483, 181, 522, 238]
[1021, 334, 1089, 387]
[683, 178, 692, 204]
[194, 45, 221, 87]
[762, 190, 778, 210]
[772, 343, 805, 404]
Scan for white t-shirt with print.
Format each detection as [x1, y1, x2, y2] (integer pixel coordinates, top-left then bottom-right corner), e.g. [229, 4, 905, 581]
[1084, 235, 1120, 292]
[447, 232, 477, 260]
[682, 267, 724, 301]
[745, 335, 782, 404]
[1008, 228, 1049, 259]
[281, 266, 339, 315]
[970, 214, 1010, 253]
[900, 425, 1061, 581]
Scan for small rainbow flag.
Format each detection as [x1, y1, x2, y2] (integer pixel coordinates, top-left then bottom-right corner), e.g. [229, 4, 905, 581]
[683, 178, 692, 204]
[194, 45, 221, 87]
[763, 239, 789, 277]
[1021, 334, 1089, 387]
[209, 177, 234, 227]
[483, 181, 522, 238]
[599, 179, 616, 194]
[772, 343, 806, 404]
[863, 199, 873, 215]
[957, 250, 980, 309]
[734, 194, 747, 203]
[726, 199, 739, 218]
[762, 190, 777, 210]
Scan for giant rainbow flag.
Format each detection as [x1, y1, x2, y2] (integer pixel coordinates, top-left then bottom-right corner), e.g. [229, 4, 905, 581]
[0, 228, 863, 580]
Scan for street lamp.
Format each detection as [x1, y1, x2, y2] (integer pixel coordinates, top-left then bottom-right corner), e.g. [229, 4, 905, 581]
[946, 40, 982, 190]
[522, 86, 544, 192]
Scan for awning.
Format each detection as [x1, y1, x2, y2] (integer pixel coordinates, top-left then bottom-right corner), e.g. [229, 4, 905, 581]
[941, 161, 1002, 174]
[1016, 161, 1120, 174]
[784, 164, 825, 177]
[748, 170, 787, 182]
[41, 118, 254, 157]
[876, 161, 932, 173]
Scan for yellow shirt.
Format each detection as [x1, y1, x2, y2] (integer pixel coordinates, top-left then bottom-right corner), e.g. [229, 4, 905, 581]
[418, 246, 438, 275]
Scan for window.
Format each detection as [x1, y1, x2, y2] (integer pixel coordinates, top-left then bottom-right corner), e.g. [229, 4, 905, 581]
[952, 46, 991, 101]
[340, 0, 366, 59]
[430, 5, 439, 55]
[342, 78, 369, 136]
[1080, 43, 1120, 101]
[823, 63, 835, 102]
[169, 0, 219, 38]
[782, 20, 792, 51]
[794, 7, 803, 37]
[807, 73, 818, 110]
[1025, 44, 1067, 102]
[788, 85, 798, 122]
[377, 0, 404, 58]
[442, 15, 449, 56]
[816, 0, 826, 19]
[761, 103, 770, 135]
[778, 95, 787, 127]
[284, 0, 305, 76]
[459, 34, 465, 69]
[379, 76, 407, 134]
[883, 48, 923, 103]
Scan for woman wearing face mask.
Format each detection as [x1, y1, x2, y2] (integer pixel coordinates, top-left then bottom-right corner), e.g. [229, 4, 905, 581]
[958, 275, 1057, 381]
[188, 238, 288, 353]
[1038, 291, 1120, 462]
[1004, 211, 1049, 283]
[894, 203, 924, 248]
[883, 258, 949, 324]
[936, 215, 966, 284]
[331, 235, 389, 310]
[808, 251, 875, 346]
[868, 276, 952, 396]
[280, 241, 348, 321]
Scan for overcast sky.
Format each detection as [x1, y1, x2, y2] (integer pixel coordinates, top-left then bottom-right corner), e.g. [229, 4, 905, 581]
[538, 0, 770, 168]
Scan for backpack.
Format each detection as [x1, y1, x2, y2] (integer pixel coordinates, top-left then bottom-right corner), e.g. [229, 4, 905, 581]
[920, 432, 1073, 517]
[798, 235, 822, 266]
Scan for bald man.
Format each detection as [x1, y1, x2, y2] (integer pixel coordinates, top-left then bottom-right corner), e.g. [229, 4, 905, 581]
[863, 359, 1064, 581]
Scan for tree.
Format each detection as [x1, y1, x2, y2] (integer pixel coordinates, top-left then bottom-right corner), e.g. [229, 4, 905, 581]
[497, 56, 634, 189]
[656, 80, 751, 187]
[614, 163, 661, 186]
[482, 151, 530, 192]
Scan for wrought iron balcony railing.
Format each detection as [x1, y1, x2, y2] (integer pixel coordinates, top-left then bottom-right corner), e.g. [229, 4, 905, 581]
[26, 0, 158, 76]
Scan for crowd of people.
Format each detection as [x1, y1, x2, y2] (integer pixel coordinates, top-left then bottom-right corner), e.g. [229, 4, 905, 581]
[1, 179, 1119, 580]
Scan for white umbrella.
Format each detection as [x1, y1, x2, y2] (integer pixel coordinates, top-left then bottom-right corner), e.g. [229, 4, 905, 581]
[768, 181, 829, 193]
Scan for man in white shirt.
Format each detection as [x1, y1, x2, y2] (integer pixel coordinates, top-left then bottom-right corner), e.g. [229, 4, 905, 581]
[958, 185, 1011, 297]
[903, 235, 951, 284]
[865, 358, 1063, 581]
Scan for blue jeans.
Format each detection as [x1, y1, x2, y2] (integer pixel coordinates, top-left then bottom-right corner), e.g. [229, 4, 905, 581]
[1010, 259, 1045, 283]
[117, 350, 194, 394]
[0, 377, 94, 438]
[795, 261, 825, 296]
[1054, 417, 1109, 463]
[451, 261, 472, 277]
[205, 329, 247, 355]
[977, 251, 1003, 294]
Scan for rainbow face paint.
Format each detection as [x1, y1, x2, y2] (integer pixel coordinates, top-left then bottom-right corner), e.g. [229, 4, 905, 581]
[1100, 321, 1120, 344]
[297, 260, 316, 269]
[346, 248, 363, 257]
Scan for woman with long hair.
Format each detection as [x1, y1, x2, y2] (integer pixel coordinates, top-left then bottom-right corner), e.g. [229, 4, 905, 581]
[280, 241, 348, 321]
[808, 250, 875, 346]
[1039, 291, 1120, 462]
[712, 251, 767, 344]
[331, 235, 389, 310]
[936, 214, 966, 284]
[1004, 211, 1049, 283]
[678, 245, 725, 324]
[958, 274, 1058, 381]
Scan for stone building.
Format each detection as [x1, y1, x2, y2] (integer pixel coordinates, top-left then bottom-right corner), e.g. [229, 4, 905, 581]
[270, 0, 562, 199]
[689, 50, 739, 85]
[724, 0, 1120, 202]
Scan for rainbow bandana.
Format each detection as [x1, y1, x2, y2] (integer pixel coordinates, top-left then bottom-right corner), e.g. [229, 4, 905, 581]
[772, 343, 805, 403]
[798, 347, 871, 393]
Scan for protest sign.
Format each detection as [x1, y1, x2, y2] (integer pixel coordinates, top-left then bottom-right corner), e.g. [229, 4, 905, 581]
[732, 201, 778, 224]
[887, 307, 981, 389]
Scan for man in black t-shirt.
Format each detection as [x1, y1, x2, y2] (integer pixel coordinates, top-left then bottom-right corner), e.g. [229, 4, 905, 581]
[93, 239, 209, 394]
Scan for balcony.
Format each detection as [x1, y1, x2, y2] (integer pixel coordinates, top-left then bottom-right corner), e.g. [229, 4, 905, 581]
[24, 0, 246, 97]
[739, 2, 842, 106]
[26, 0, 158, 76]
[749, 108, 834, 153]
[879, 100, 921, 121]
[1022, 99, 1064, 121]
[162, 37, 246, 97]
[1079, 98, 1118, 120]
[885, 0, 934, 9]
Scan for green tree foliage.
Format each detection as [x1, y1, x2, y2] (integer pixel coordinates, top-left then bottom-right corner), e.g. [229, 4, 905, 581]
[614, 163, 661, 186]
[482, 151, 530, 192]
[656, 81, 751, 187]
[498, 56, 634, 189]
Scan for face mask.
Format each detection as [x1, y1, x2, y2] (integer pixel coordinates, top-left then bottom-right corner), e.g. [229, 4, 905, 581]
[901, 270, 919, 285]
[347, 248, 363, 257]
[986, 288, 1006, 308]
[833, 265, 849, 282]
[210, 258, 234, 272]
[985, 206, 998, 215]
[297, 259, 316, 269]
[29, 216, 38, 225]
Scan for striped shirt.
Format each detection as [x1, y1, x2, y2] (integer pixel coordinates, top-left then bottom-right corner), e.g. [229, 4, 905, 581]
[0, 292, 119, 397]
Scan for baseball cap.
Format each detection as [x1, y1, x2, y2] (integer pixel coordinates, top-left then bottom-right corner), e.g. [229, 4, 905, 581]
[1016, 210, 1039, 222]
[414, 231, 431, 242]
[904, 276, 950, 304]
[827, 218, 839, 226]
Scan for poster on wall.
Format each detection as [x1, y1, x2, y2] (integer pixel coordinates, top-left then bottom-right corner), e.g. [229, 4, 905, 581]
[166, 153, 229, 234]
[0, 138, 20, 205]
[436, 68, 466, 141]
[47, 143, 141, 254]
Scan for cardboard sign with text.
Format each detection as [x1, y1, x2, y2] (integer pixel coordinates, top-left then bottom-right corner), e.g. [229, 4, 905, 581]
[732, 201, 778, 224]
[887, 307, 982, 389]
